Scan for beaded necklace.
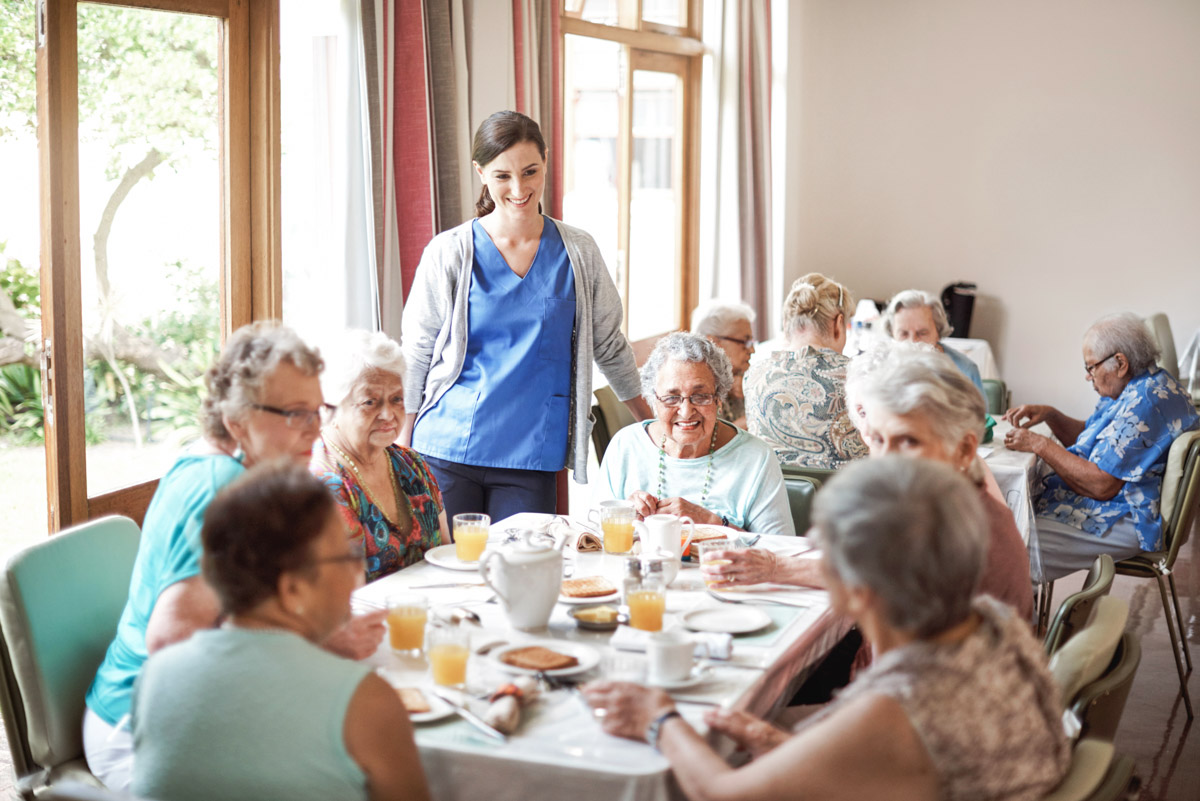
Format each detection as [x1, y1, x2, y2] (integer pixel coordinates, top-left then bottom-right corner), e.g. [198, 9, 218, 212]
[325, 434, 409, 531]
[656, 423, 719, 504]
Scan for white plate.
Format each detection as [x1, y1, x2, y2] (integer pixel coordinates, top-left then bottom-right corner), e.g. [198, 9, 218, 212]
[681, 606, 771, 634]
[558, 588, 620, 605]
[409, 690, 457, 723]
[490, 640, 601, 677]
[423, 544, 481, 572]
[645, 666, 713, 691]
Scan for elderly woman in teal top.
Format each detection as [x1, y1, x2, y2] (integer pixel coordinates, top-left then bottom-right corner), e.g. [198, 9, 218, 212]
[881, 289, 984, 396]
[402, 110, 650, 520]
[83, 323, 386, 792]
[133, 462, 430, 801]
[599, 332, 794, 536]
[1004, 312, 1199, 581]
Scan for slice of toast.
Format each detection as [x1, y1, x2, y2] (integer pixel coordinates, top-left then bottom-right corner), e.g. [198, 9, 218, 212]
[396, 687, 431, 714]
[687, 526, 733, 558]
[500, 646, 579, 672]
[561, 576, 617, 598]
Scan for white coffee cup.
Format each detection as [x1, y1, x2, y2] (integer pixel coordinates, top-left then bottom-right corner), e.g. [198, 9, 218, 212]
[647, 630, 700, 684]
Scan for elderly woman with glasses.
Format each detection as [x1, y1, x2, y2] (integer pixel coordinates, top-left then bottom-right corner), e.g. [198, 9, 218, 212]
[881, 289, 984, 395]
[584, 457, 1069, 801]
[312, 330, 449, 581]
[1003, 312, 1199, 582]
[598, 332, 793, 534]
[132, 462, 431, 801]
[83, 323, 386, 792]
[745, 273, 868, 469]
[691, 299, 757, 428]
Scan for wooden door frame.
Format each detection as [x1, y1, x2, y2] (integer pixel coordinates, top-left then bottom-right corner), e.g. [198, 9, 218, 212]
[36, 0, 281, 531]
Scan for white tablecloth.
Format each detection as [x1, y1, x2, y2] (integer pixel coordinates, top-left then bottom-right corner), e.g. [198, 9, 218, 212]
[353, 515, 849, 801]
[943, 337, 1000, 381]
[980, 421, 1048, 586]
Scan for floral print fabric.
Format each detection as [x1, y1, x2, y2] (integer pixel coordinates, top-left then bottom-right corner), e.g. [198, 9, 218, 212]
[744, 346, 868, 469]
[311, 438, 445, 581]
[1036, 368, 1199, 551]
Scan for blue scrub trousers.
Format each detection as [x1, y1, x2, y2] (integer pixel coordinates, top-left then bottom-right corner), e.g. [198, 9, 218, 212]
[423, 455, 558, 523]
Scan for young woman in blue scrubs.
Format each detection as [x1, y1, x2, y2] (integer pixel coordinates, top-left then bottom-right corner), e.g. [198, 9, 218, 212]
[401, 111, 651, 521]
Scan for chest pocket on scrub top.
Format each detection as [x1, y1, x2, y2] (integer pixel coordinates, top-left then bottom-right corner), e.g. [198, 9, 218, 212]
[538, 298, 576, 361]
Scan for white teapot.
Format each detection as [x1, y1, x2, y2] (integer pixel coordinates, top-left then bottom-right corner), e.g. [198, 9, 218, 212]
[633, 514, 695, 585]
[479, 529, 565, 631]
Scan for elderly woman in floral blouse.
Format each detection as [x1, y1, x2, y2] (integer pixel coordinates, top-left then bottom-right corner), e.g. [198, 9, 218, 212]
[1004, 312, 1198, 582]
[744, 274, 868, 469]
[312, 330, 448, 581]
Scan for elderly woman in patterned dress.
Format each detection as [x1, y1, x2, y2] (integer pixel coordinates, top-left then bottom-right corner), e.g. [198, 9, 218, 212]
[744, 273, 867, 469]
[312, 330, 448, 581]
[1004, 312, 1199, 582]
[584, 457, 1069, 801]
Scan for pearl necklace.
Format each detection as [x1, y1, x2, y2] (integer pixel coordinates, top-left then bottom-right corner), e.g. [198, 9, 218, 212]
[325, 434, 408, 530]
[656, 423, 718, 505]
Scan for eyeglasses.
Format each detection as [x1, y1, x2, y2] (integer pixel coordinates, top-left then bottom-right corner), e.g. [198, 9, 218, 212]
[1084, 353, 1119, 376]
[308, 540, 366, 567]
[654, 392, 718, 407]
[251, 403, 335, 429]
[714, 335, 757, 349]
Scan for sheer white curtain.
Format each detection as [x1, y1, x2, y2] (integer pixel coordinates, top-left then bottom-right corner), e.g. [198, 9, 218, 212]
[281, 0, 379, 346]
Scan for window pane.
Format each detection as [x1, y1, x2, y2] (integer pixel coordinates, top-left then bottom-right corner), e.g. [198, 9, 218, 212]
[76, 4, 220, 496]
[562, 35, 621, 287]
[578, 0, 620, 27]
[642, 0, 686, 29]
[627, 69, 682, 341]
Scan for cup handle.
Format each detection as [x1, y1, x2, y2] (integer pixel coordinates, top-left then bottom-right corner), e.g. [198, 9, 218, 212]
[679, 516, 695, 554]
[632, 520, 648, 545]
[588, 509, 601, 529]
[479, 551, 508, 607]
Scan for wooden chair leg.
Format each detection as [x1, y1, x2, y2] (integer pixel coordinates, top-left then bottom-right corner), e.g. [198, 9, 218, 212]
[1166, 572, 1192, 674]
[1155, 573, 1194, 719]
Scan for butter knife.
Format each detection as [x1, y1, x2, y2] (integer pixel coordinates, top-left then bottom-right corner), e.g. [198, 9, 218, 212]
[431, 689, 507, 741]
[410, 582, 486, 590]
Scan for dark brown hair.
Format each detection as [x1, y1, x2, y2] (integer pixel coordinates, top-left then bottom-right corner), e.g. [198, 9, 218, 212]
[472, 110, 547, 217]
[201, 460, 336, 615]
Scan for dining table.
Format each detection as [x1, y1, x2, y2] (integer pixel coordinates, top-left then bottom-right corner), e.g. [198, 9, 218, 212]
[353, 513, 852, 801]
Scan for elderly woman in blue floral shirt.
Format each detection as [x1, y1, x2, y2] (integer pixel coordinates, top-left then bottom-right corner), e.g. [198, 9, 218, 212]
[1004, 313, 1199, 581]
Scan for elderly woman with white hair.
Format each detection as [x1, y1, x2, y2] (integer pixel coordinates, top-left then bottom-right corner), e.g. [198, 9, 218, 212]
[1004, 312, 1199, 582]
[585, 457, 1069, 801]
[881, 289, 984, 394]
[707, 347, 1032, 620]
[692, 299, 757, 427]
[312, 330, 448, 581]
[744, 273, 868, 468]
[598, 332, 793, 535]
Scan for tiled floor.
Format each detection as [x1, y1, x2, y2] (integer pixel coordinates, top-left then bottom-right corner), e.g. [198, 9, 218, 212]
[1, 527, 1196, 799]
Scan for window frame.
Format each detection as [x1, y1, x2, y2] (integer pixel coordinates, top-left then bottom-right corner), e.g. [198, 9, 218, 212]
[35, 0, 281, 531]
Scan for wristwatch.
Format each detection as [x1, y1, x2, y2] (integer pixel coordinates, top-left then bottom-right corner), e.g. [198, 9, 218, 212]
[646, 709, 683, 751]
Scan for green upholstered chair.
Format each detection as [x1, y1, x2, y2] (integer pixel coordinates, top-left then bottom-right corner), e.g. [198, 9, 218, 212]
[1068, 632, 1141, 744]
[1144, 312, 1179, 380]
[0, 515, 141, 799]
[1113, 429, 1200, 719]
[1048, 596, 1129, 713]
[591, 385, 638, 463]
[1041, 738, 1138, 801]
[781, 473, 819, 535]
[779, 465, 836, 489]
[981, 378, 1010, 416]
[1044, 554, 1115, 655]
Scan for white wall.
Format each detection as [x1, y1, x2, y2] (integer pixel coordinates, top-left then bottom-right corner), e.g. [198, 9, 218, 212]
[779, 0, 1200, 413]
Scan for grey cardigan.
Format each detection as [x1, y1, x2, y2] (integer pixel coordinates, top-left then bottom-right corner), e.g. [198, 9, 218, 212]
[401, 217, 642, 482]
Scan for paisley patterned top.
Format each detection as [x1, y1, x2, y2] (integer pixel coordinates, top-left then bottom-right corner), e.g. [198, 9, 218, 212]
[310, 438, 446, 581]
[1036, 368, 1199, 551]
[744, 346, 868, 469]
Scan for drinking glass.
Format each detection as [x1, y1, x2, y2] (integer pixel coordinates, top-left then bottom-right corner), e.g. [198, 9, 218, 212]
[453, 513, 491, 562]
[428, 625, 471, 688]
[698, 538, 741, 590]
[590, 500, 636, 554]
[386, 593, 428, 655]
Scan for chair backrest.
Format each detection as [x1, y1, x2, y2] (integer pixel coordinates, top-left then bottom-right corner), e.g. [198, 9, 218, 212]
[592, 385, 637, 463]
[0, 516, 140, 779]
[589, 402, 612, 463]
[1044, 554, 1116, 655]
[1070, 632, 1141, 743]
[981, 378, 1009, 416]
[1049, 596, 1129, 708]
[1159, 430, 1200, 561]
[1041, 738, 1138, 801]
[779, 465, 837, 489]
[1144, 313, 1179, 379]
[781, 474, 818, 535]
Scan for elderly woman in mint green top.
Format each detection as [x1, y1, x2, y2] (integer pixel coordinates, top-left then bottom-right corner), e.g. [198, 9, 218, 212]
[598, 332, 793, 536]
[133, 462, 430, 801]
[84, 323, 386, 793]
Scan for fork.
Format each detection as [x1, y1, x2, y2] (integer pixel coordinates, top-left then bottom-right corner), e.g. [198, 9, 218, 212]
[706, 589, 812, 608]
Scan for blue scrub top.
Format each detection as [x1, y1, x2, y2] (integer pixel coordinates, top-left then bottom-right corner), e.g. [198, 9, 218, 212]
[413, 217, 575, 471]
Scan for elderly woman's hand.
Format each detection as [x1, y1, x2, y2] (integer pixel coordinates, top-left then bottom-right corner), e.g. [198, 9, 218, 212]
[628, 491, 659, 521]
[1003, 426, 1044, 454]
[580, 681, 676, 742]
[703, 708, 789, 758]
[322, 608, 387, 660]
[1003, 404, 1053, 429]
[657, 496, 724, 526]
[700, 547, 778, 588]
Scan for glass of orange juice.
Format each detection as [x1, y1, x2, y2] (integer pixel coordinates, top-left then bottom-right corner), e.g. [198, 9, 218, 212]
[591, 500, 635, 554]
[453, 513, 491, 562]
[428, 625, 471, 688]
[627, 588, 666, 631]
[386, 593, 428, 655]
[698, 539, 740, 590]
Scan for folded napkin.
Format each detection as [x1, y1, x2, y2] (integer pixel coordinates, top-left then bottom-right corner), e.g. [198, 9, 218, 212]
[610, 626, 733, 660]
[550, 518, 602, 552]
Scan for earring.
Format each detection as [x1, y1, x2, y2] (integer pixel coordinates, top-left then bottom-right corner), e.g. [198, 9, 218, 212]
[233, 444, 246, 463]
